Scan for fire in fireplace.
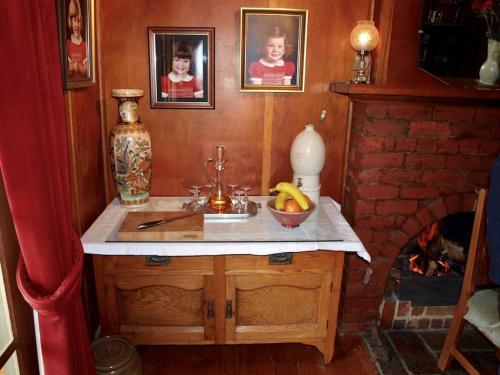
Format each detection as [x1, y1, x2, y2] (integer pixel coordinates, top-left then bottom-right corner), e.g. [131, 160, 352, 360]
[402, 212, 474, 277]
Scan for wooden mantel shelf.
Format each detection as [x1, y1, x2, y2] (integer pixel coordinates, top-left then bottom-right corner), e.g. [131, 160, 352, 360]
[330, 78, 500, 103]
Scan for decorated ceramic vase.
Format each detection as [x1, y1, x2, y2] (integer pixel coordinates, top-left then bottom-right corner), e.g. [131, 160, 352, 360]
[110, 89, 152, 208]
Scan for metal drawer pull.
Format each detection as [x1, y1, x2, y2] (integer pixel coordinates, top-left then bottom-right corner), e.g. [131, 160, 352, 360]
[145, 255, 170, 266]
[207, 299, 215, 319]
[225, 300, 233, 319]
[269, 252, 293, 265]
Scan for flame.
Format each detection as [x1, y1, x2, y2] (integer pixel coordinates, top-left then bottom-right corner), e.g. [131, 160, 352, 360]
[417, 221, 440, 251]
[409, 254, 424, 275]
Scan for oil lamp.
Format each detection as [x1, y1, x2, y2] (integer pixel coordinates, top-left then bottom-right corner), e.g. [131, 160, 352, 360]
[350, 20, 380, 84]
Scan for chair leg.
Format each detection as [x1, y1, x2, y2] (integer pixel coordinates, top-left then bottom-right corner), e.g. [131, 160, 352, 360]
[438, 313, 466, 372]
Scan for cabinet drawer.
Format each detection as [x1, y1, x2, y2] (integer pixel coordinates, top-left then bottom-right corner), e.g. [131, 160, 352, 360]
[225, 251, 340, 274]
[99, 255, 214, 275]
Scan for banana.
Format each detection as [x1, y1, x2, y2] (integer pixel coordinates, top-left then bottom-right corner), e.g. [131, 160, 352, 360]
[270, 182, 310, 210]
[274, 191, 291, 210]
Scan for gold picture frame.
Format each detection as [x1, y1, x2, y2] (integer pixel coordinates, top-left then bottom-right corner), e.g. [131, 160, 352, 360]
[57, 0, 96, 89]
[240, 8, 308, 93]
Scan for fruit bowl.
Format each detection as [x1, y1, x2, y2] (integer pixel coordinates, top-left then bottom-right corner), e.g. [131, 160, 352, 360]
[267, 199, 316, 228]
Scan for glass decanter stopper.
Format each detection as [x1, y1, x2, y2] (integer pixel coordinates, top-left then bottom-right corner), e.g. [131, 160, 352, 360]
[204, 145, 232, 212]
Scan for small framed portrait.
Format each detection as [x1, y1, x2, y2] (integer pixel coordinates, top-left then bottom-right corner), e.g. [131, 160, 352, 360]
[240, 8, 308, 93]
[57, 0, 96, 89]
[148, 27, 215, 109]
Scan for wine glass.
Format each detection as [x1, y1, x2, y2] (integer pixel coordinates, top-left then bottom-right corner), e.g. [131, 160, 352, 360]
[189, 184, 203, 210]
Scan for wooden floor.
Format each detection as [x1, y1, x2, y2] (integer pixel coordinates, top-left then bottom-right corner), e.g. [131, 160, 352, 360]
[138, 335, 378, 375]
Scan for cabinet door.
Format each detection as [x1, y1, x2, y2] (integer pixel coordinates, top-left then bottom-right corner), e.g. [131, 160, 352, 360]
[95, 255, 216, 345]
[224, 252, 337, 344]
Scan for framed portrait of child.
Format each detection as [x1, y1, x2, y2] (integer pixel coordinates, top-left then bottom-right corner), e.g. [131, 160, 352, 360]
[240, 8, 308, 93]
[56, 0, 96, 89]
[148, 27, 215, 109]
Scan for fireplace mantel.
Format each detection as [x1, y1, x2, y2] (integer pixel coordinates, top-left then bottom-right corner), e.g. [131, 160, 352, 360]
[330, 78, 500, 104]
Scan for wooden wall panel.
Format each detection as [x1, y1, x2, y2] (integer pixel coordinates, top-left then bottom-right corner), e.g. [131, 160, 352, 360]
[97, 0, 371, 202]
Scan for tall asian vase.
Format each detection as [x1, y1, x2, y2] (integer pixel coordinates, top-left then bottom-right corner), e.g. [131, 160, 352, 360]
[110, 89, 152, 208]
[290, 124, 326, 209]
[479, 39, 500, 87]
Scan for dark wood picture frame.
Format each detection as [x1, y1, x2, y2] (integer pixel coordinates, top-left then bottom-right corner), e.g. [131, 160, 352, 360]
[57, 0, 96, 90]
[240, 8, 308, 93]
[148, 27, 215, 109]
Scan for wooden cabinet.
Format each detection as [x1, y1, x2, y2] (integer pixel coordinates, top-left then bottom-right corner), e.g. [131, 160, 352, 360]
[93, 250, 344, 364]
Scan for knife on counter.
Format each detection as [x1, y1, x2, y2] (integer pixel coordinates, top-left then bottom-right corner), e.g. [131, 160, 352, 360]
[136, 212, 199, 230]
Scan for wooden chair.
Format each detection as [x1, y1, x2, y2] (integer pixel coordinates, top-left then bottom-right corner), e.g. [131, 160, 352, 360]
[438, 189, 500, 374]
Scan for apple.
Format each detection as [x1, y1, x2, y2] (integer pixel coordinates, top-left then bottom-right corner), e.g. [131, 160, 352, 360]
[283, 199, 302, 213]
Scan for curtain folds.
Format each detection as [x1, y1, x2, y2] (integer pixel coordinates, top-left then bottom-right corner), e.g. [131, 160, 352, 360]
[0, 1, 95, 374]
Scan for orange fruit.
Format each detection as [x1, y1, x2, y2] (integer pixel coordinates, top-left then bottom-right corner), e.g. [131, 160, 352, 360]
[283, 199, 302, 213]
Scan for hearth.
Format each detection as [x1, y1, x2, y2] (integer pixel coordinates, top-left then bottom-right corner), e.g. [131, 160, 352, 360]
[338, 99, 500, 333]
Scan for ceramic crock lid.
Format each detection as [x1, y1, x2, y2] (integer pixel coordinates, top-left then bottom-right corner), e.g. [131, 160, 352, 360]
[92, 335, 137, 372]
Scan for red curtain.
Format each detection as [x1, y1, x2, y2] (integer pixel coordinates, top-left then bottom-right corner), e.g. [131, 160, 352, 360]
[0, 1, 94, 374]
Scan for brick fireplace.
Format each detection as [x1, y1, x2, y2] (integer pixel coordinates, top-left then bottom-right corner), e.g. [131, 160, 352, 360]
[338, 99, 500, 333]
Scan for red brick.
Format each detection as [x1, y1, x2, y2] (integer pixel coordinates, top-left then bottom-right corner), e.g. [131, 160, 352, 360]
[342, 309, 379, 322]
[355, 200, 376, 214]
[409, 121, 451, 138]
[357, 184, 399, 199]
[416, 138, 438, 153]
[388, 104, 432, 120]
[346, 270, 365, 283]
[352, 102, 368, 116]
[429, 200, 447, 219]
[418, 319, 431, 329]
[346, 254, 370, 270]
[358, 169, 381, 183]
[355, 228, 372, 245]
[360, 136, 385, 152]
[433, 106, 475, 121]
[383, 137, 396, 151]
[344, 283, 385, 298]
[389, 230, 410, 248]
[402, 216, 421, 237]
[376, 200, 418, 215]
[478, 139, 500, 155]
[405, 154, 445, 169]
[362, 152, 405, 168]
[365, 120, 407, 136]
[344, 297, 382, 311]
[430, 319, 444, 329]
[380, 169, 421, 184]
[395, 137, 417, 152]
[463, 192, 477, 212]
[400, 187, 440, 199]
[338, 321, 372, 333]
[422, 170, 464, 186]
[450, 123, 494, 138]
[397, 301, 411, 316]
[466, 171, 491, 186]
[475, 106, 500, 122]
[379, 243, 401, 258]
[411, 306, 425, 316]
[444, 194, 462, 214]
[437, 139, 459, 154]
[366, 104, 388, 117]
[426, 306, 454, 315]
[415, 208, 434, 227]
[459, 139, 480, 153]
[406, 319, 418, 329]
[446, 155, 482, 170]
[380, 300, 396, 329]
[392, 319, 407, 329]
